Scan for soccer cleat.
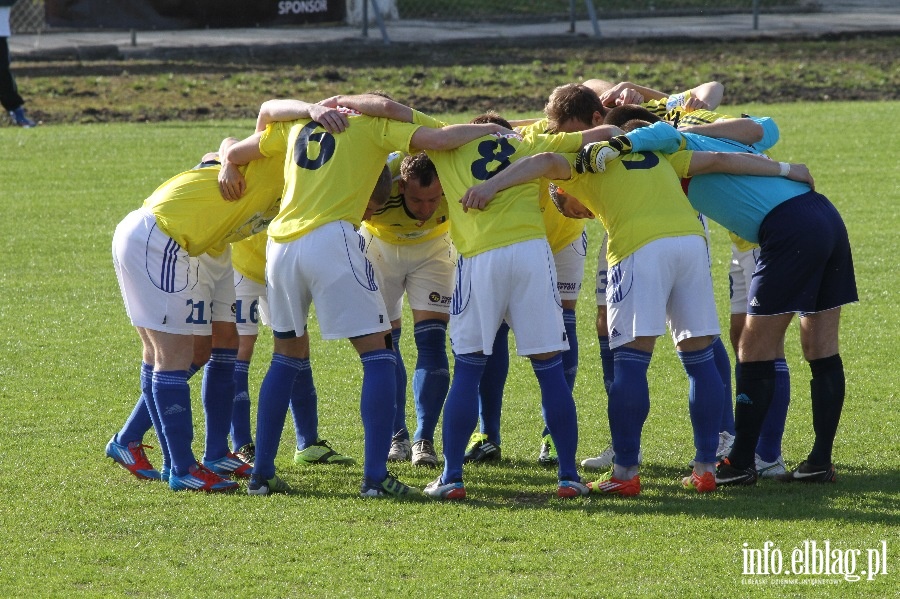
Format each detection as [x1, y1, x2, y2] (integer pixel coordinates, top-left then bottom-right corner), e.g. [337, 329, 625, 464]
[423, 477, 466, 500]
[203, 452, 253, 478]
[169, 463, 239, 492]
[387, 436, 412, 462]
[463, 433, 501, 463]
[360, 473, 419, 498]
[774, 460, 836, 483]
[575, 141, 620, 174]
[714, 457, 758, 487]
[9, 107, 36, 128]
[538, 434, 558, 466]
[247, 473, 291, 495]
[411, 439, 439, 467]
[234, 442, 255, 466]
[755, 453, 788, 478]
[557, 480, 590, 498]
[581, 445, 643, 470]
[689, 431, 735, 467]
[682, 470, 717, 493]
[587, 471, 641, 497]
[294, 439, 356, 465]
[105, 436, 161, 480]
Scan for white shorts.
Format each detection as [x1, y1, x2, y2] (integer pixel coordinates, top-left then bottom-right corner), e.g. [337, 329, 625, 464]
[266, 220, 390, 340]
[233, 272, 269, 336]
[554, 229, 587, 302]
[192, 250, 237, 335]
[450, 238, 569, 356]
[729, 244, 760, 315]
[595, 231, 609, 307]
[361, 229, 456, 322]
[112, 208, 197, 335]
[606, 235, 720, 350]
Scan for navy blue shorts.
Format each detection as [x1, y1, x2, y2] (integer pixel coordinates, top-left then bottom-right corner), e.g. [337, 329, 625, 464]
[748, 191, 858, 316]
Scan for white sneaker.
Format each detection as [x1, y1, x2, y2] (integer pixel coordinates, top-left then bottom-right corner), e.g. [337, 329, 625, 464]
[387, 437, 412, 462]
[756, 453, 788, 478]
[581, 445, 642, 470]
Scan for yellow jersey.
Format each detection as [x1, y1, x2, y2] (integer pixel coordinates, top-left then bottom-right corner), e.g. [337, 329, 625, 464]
[231, 229, 268, 284]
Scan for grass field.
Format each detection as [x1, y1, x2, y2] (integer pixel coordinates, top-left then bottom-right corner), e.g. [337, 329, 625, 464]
[0, 102, 897, 597]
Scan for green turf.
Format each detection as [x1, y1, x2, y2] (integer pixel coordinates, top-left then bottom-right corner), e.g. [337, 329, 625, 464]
[0, 103, 896, 597]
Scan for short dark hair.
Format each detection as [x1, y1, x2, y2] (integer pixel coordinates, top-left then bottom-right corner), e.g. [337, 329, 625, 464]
[621, 119, 654, 133]
[603, 105, 661, 128]
[400, 152, 438, 188]
[544, 84, 603, 133]
[470, 111, 511, 129]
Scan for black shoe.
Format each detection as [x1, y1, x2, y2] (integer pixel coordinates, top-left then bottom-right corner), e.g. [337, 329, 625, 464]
[774, 460, 836, 483]
[714, 458, 758, 486]
[463, 433, 501, 463]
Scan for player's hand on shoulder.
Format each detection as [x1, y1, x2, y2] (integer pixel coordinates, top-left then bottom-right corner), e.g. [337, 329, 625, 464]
[309, 104, 349, 133]
[786, 163, 815, 191]
[683, 96, 710, 112]
[218, 163, 247, 201]
[459, 182, 498, 212]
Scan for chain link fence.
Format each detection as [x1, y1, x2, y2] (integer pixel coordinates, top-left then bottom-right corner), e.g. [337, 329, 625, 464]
[11, 0, 812, 34]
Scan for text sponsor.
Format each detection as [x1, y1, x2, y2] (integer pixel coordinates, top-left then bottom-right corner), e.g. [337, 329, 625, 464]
[742, 540, 888, 583]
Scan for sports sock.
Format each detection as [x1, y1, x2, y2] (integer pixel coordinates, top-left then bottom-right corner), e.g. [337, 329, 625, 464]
[186, 363, 200, 380]
[531, 354, 579, 481]
[230, 359, 252, 451]
[598, 335, 614, 395]
[152, 370, 195, 477]
[390, 328, 409, 439]
[608, 347, 652, 467]
[140, 362, 170, 471]
[360, 349, 397, 484]
[477, 322, 509, 444]
[254, 354, 302, 479]
[412, 319, 450, 442]
[201, 348, 238, 462]
[807, 354, 845, 466]
[116, 362, 154, 444]
[441, 352, 488, 484]
[756, 358, 790, 462]
[561, 308, 579, 391]
[678, 345, 724, 464]
[711, 336, 735, 435]
[729, 360, 776, 470]
[288, 358, 319, 451]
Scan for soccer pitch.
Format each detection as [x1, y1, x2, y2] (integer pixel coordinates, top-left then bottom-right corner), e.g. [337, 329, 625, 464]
[0, 103, 897, 596]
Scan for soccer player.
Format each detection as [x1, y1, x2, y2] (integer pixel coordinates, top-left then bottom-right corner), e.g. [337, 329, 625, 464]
[587, 121, 851, 485]
[360, 151, 453, 468]
[460, 138, 810, 494]
[220, 95, 515, 497]
[230, 230, 356, 467]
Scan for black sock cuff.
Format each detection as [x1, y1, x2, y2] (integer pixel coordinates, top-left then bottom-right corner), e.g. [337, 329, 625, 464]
[737, 360, 776, 379]
[809, 354, 842, 377]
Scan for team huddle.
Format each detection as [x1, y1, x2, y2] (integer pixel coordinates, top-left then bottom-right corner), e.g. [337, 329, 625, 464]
[107, 78, 856, 499]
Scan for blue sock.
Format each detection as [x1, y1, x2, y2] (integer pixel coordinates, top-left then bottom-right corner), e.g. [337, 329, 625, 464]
[201, 348, 238, 462]
[412, 319, 450, 442]
[561, 309, 579, 391]
[231, 359, 252, 451]
[116, 362, 154, 444]
[711, 337, 735, 435]
[598, 335, 614, 395]
[254, 354, 303, 479]
[186, 363, 200, 380]
[757, 358, 791, 462]
[678, 345, 724, 465]
[441, 352, 488, 484]
[390, 328, 409, 440]
[608, 347, 652, 467]
[152, 370, 195, 477]
[288, 358, 319, 450]
[360, 349, 397, 484]
[140, 363, 170, 471]
[478, 322, 509, 444]
[532, 355, 579, 481]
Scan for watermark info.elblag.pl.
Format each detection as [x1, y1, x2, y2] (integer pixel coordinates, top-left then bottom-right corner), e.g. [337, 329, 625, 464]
[742, 540, 889, 584]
